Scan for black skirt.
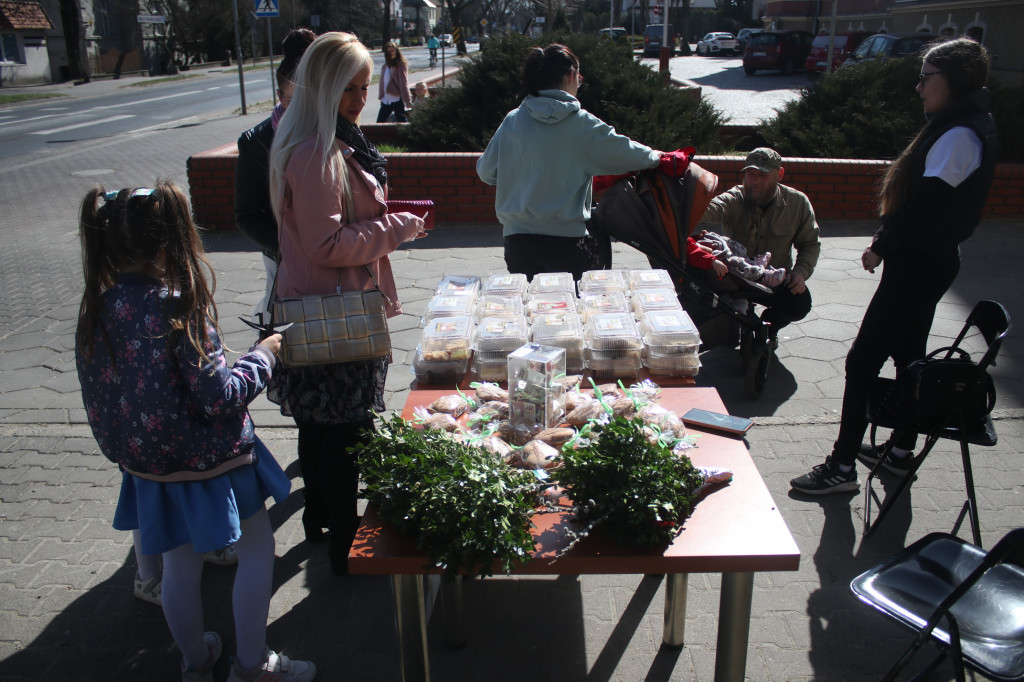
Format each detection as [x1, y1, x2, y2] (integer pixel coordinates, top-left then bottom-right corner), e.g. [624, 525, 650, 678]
[268, 357, 387, 425]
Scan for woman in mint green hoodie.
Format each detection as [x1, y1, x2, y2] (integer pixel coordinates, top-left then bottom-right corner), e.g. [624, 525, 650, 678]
[477, 44, 661, 280]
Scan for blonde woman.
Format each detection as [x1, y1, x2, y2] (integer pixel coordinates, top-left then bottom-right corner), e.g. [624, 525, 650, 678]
[268, 32, 426, 573]
[377, 40, 411, 122]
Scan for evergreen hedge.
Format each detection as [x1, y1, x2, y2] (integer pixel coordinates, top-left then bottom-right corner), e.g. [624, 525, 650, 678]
[758, 57, 1023, 163]
[399, 32, 726, 154]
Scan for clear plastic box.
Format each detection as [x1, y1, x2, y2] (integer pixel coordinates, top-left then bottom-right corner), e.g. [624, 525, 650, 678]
[631, 288, 683, 316]
[577, 291, 629, 321]
[412, 345, 470, 384]
[531, 312, 584, 373]
[473, 295, 525, 320]
[628, 269, 674, 291]
[579, 269, 628, 295]
[422, 294, 475, 324]
[645, 348, 701, 377]
[481, 273, 528, 300]
[434, 275, 482, 299]
[420, 316, 474, 354]
[507, 344, 566, 430]
[473, 316, 529, 352]
[526, 292, 576, 318]
[639, 309, 701, 348]
[586, 348, 644, 379]
[527, 272, 575, 295]
[584, 312, 644, 351]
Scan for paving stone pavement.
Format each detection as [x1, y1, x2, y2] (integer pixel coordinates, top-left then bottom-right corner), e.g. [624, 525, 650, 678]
[1, 83, 1022, 681]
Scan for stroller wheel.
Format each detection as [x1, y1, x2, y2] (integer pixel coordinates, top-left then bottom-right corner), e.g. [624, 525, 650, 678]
[744, 342, 773, 399]
[740, 327, 753, 365]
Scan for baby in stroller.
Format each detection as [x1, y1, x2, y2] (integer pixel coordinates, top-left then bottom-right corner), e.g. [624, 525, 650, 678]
[690, 230, 787, 288]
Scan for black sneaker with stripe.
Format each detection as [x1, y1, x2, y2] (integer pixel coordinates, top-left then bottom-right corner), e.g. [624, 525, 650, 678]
[856, 443, 914, 478]
[790, 455, 859, 495]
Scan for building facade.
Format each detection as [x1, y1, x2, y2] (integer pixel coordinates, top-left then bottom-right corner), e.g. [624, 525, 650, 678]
[0, 0, 55, 86]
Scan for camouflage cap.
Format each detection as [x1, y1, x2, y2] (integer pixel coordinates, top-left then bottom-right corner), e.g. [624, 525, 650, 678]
[742, 147, 783, 173]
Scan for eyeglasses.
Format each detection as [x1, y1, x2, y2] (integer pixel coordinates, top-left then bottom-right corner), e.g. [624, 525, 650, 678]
[918, 70, 943, 86]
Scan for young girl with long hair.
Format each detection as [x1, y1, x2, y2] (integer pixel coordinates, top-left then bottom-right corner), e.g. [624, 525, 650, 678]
[377, 40, 411, 122]
[75, 181, 316, 681]
[268, 32, 425, 574]
[791, 37, 998, 495]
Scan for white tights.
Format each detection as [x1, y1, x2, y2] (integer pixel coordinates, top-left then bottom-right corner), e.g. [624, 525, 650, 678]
[161, 507, 275, 670]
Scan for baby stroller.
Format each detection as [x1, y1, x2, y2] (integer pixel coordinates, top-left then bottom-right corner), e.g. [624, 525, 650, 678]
[590, 162, 777, 399]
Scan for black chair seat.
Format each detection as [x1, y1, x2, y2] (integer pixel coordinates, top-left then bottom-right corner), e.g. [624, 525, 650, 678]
[851, 529, 1024, 681]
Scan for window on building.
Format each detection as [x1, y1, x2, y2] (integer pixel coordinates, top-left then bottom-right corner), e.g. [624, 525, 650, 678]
[1, 33, 22, 63]
[966, 25, 985, 43]
[939, 22, 957, 37]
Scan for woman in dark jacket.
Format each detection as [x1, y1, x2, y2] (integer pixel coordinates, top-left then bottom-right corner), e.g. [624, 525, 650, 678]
[791, 38, 998, 495]
[234, 28, 315, 324]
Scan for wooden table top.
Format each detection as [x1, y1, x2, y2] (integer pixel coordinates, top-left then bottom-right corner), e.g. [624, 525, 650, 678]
[349, 387, 800, 576]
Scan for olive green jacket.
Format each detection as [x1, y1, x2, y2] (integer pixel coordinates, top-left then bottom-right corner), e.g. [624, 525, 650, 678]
[698, 183, 821, 282]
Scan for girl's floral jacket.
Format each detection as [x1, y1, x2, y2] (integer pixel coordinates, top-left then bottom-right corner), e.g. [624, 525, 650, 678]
[76, 273, 276, 482]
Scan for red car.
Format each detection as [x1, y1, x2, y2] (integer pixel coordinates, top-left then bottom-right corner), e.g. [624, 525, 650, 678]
[804, 31, 872, 74]
[743, 30, 813, 75]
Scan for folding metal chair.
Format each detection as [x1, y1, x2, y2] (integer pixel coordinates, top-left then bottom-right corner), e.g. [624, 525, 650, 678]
[851, 528, 1024, 682]
[863, 300, 1010, 547]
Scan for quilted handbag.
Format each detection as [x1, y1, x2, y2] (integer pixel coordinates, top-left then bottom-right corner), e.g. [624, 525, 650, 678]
[386, 199, 435, 230]
[271, 266, 391, 367]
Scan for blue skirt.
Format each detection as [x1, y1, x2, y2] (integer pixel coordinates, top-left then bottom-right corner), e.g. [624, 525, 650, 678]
[113, 438, 291, 555]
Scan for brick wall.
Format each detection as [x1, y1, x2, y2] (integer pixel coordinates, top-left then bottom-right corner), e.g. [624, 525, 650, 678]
[188, 145, 1024, 231]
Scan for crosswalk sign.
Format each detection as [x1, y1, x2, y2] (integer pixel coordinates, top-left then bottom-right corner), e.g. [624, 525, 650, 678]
[254, 0, 279, 17]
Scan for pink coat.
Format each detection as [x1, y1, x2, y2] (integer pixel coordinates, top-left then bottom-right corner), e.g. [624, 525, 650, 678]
[276, 136, 421, 317]
[378, 62, 411, 109]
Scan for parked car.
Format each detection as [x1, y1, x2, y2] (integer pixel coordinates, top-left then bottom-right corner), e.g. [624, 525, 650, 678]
[743, 30, 813, 75]
[697, 32, 738, 56]
[842, 32, 937, 67]
[599, 27, 629, 42]
[805, 31, 872, 73]
[735, 27, 763, 54]
[643, 24, 674, 58]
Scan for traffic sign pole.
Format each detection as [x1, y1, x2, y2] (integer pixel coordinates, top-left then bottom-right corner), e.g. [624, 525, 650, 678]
[232, 0, 247, 114]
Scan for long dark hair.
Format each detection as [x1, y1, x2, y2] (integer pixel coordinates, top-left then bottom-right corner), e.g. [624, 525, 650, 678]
[383, 40, 407, 68]
[278, 28, 316, 85]
[878, 38, 990, 215]
[76, 181, 218, 368]
[521, 43, 579, 98]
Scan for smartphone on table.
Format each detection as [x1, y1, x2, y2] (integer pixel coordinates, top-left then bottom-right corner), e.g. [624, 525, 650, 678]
[682, 408, 753, 436]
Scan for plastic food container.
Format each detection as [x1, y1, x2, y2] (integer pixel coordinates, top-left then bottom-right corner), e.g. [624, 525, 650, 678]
[526, 292, 576, 318]
[481, 273, 528, 300]
[413, 345, 470, 384]
[628, 269, 674, 291]
[578, 269, 628, 295]
[473, 295, 525, 320]
[530, 311, 584, 373]
[422, 294, 475, 324]
[434, 275, 482, 299]
[473, 316, 529, 352]
[645, 348, 701, 377]
[639, 309, 701, 350]
[585, 313, 644, 351]
[527, 272, 575, 295]
[420, 315, 474, 354]
[631, 288, 683, 316]
[586, 348, 644, 379]
[577, 291, 629, 321]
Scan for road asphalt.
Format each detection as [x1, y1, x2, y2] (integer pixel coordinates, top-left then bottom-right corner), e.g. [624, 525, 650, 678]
[0, 55, 1021, 681]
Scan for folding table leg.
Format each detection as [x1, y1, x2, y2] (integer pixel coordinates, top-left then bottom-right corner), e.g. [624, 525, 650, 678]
[715, 572, 754, 682]
[392, 574, 430, 682]
[663, 573, 689, 646]
[442, 575, 466, 648]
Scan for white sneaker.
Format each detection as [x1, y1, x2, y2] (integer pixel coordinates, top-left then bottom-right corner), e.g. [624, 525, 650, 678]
[182, 631, 222, 682]
[201, 544, 238, 566]
[227, 648, 317, 682]
[133, 573, 162, 606]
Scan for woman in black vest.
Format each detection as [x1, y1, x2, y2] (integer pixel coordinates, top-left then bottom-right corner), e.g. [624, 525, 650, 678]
[791, 38, 997, 495]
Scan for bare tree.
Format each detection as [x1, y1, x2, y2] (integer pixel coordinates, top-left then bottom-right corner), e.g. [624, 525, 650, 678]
[443, 0, 480, 54]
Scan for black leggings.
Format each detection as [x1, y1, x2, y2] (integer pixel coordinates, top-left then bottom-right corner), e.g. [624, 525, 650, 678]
[296, 419, 374, 543]
[832, 250, 960, 466]
[377, 101, 408, 123]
